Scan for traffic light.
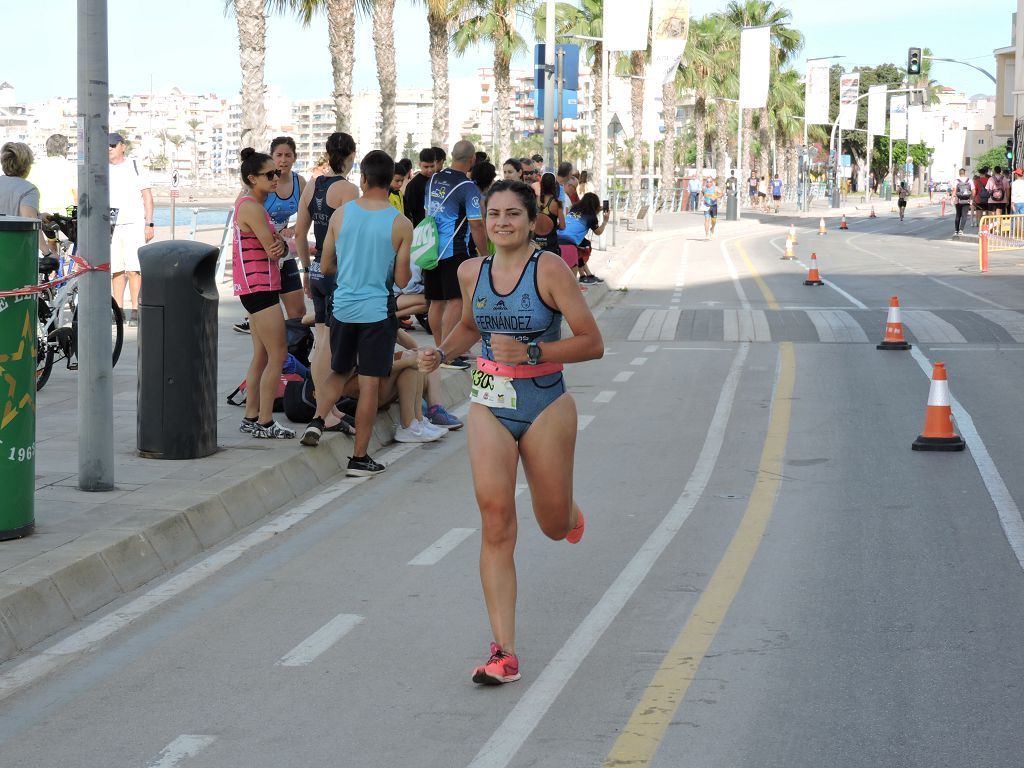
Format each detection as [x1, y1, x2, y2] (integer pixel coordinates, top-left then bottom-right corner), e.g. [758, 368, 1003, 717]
[907, 47, 922, 76]
[1006, 138, 1014, 162]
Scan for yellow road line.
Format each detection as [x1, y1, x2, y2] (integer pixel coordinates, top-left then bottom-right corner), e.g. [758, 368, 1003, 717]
[736, 240, 780, 310]
[603, 342, 796, 767]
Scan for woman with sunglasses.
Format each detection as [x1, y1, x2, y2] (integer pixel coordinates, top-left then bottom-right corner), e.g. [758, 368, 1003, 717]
[264, 136, 307, 321]
[233, 148, 294, 439]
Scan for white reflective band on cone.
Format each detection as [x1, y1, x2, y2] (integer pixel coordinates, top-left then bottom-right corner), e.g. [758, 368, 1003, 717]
[927, 380, 951, 407]
[887, 306, 901, 323]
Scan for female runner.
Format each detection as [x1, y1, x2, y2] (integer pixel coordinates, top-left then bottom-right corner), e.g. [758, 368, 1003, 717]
[419, 180, 604, 685]
[264, 135, 307, 320]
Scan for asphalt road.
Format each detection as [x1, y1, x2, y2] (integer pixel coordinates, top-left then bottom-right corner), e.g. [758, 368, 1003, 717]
[3, 208, 1024, 767]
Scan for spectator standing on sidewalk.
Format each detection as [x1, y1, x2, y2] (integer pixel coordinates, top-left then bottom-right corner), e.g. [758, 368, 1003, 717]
[559, 193, 609, 284]
[232, 148, 293, 439]
[422, 139, 488, 369]
[687, 175, 701, 211]
[300, 150, 413, 476]
[293, 132, 359, 413]
[0, 142, 51, 256]
[264, 136, 307, 322]
[403, 147, 439, 227]
[770, 174, 783, 213]
[1012, 168, 1024, 214]
[30, 133, 77, 217]
[953, 168, 973, 236]
[108, 132, 154, 327]
[502, 158, 523, 181]
[986, 166, 1008, 216]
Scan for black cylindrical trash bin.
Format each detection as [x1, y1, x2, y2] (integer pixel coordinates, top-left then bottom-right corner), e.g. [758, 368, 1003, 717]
[137, 240, 219, 459]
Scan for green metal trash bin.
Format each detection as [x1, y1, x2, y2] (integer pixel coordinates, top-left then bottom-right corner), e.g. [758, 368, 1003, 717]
[0, 217, 38, 539]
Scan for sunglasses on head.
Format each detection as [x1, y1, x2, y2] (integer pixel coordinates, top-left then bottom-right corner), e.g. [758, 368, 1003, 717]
[261, 169, 283, 180]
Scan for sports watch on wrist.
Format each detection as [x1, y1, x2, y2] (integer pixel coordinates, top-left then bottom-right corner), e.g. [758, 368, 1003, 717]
[526, 341, 541, 365]
[437, 347, 448, 365]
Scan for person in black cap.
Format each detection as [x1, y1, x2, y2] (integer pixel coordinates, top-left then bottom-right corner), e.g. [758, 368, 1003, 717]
[108, 132, 154, 326]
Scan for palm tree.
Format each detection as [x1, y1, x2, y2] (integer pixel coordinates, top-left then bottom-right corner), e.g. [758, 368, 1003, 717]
[722, 1, 803, 172]
[453, 0, 530, 164]
[187, 118, 202, 179]
[168, 135, 186, 173]
[678, 13, 737, 173]
[270, 0, 356, 132]
[229, 0, 268, 149]
[371, 0, 398, 155]
[766, 67, 803, 188]
[535, 0, 604, 189]
[425, 0, 457, 146]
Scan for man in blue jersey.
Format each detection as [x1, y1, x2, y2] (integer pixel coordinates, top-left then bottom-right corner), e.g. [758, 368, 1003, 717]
[770, 173, 783, 213]
[301, 150, 413, 476]
[423, 139, 488, 369]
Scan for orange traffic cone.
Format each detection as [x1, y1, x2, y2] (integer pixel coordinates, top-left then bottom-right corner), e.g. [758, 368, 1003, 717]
[869, 207, 877, 219]
[782, 237, 795, 260]
[839, 214, 848, 230]
[804, 252, 824, 286]
[818, 217, 827, 235]
[912, 363, 966, 452]
[788, 224, 797, 243]
[876, 296, 911, 350]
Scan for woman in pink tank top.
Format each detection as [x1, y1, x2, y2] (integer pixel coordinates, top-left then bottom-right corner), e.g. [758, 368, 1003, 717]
[232, 148, 294, 439]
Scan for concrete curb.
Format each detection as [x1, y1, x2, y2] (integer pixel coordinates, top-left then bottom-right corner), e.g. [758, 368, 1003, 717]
[0, 280, 610, 665]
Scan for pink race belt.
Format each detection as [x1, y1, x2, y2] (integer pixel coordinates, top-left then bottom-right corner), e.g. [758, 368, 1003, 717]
[476, 357, 563, 379]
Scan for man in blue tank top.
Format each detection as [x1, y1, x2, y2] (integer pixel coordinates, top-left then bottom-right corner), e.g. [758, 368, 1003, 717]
[300, 151, 413, 477]
[423, 140, 489, 364]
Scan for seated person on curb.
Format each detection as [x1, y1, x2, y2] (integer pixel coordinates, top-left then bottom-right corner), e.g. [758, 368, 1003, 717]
[395, 328, 463, 430]
[299, 150, 413, 477]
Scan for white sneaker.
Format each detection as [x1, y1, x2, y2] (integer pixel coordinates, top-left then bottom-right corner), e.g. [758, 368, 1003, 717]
[395, 420, 442, 443]
[417, 418, 448, 440]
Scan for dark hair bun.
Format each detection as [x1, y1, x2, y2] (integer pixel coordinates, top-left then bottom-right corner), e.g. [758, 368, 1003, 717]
[325, 132, 356, 173]
[240, 147, 257, 161]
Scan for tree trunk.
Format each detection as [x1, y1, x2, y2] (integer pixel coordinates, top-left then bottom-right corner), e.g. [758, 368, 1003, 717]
[714, 101, 729, 173]
[427, 8, 449, 147]
[592, 46, 604, 193]
[757, 107, 770, 178]
[372, 0, 397, 156]
[693, 94, 706, 172]
[495, 49, 513, 167]
[629, 51, 645, 203]
[327, 0, 355, 133]
[661, 80, 676, 191]
[743, 108, 754, 175]
[235, 0, 266, 151]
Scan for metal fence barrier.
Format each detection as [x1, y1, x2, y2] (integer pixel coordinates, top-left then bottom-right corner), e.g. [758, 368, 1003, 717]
[978, 214, 1024, 272]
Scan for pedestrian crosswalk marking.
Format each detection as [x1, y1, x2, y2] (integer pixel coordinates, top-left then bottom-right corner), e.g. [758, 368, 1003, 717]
[722, 309, 770, 342]
[804, 310, 870, 343]
[627, 309, 680, 341]
[972, 310, 1024, 342]
[902, 310, 968, 344]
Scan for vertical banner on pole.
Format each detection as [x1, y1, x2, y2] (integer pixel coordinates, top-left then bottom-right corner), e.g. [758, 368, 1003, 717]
[889, 95, 907, 137]
[805, 60, 831, 125]
[650, 0, 689, 84]
[739, 26, 770, 109]
[867, 84, 887, 136]
[604, 0, 653, 51]
[907, 104, 923, 144]
[838, 72, 860, 130]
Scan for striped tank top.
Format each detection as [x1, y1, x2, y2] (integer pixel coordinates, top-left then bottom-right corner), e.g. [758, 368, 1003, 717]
[232, 195, 282, 295]
[472, 250, 562, 361]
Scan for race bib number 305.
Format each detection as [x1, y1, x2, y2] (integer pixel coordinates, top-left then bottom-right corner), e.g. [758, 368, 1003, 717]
[470, 369, 517, 410]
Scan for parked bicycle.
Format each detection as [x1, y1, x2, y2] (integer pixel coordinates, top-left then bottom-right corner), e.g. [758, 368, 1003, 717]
[36, 208, 124, 391]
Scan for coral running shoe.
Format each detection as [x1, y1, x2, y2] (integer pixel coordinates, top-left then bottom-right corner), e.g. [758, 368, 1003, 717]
[472, 642, 521, 685]
[566, 510, 585, 544]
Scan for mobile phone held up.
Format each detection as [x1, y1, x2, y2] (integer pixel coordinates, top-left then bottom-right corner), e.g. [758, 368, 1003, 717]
[602, 199, 609, 213]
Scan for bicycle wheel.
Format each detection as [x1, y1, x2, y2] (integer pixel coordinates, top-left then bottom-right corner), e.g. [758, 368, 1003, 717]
[69, 299, 124, 367]
[35, 331, 54, 391]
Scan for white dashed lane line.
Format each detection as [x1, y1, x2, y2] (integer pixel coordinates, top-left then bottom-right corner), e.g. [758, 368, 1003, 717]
[613, 371, 635, 383]
[630, 357, 648, 366]
[577, 415, 595, 431]
[643, 345, 659, 353]
[277, 613, 365, 667]
[407, 528, 477, 566]
[145, 735, 217, 768]
[594, 391, 617, 403]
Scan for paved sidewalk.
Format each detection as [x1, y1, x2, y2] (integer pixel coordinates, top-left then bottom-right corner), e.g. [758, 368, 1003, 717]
[0, 224, 695, 665]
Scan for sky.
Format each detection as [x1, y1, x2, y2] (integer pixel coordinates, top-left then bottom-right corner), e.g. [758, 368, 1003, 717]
[4, 0, 1016, 105]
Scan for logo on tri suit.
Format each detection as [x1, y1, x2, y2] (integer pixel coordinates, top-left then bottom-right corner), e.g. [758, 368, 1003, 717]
[519, 294, 531, 310]
[493, 299, 508, 312]
[476, 297, 487, 309]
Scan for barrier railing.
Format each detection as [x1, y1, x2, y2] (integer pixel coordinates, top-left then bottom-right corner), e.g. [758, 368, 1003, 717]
[978, 214, 1024, 272]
